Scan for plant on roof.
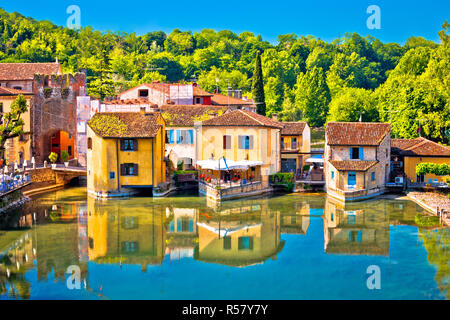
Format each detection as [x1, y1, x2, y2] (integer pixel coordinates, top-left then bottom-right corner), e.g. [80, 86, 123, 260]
[88, 115, 128, 136]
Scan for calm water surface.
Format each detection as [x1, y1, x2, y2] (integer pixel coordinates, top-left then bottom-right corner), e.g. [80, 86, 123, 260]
[0, 187, 448, 300]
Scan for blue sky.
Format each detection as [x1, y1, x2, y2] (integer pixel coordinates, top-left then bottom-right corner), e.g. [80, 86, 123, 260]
[1, 0, 449, 44]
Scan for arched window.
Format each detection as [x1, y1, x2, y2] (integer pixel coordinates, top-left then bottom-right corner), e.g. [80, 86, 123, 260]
[87, 137, 92, 150]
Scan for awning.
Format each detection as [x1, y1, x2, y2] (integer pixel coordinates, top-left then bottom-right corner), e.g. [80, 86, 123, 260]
[305, 157, 324, 164]
[196, 159, 263, 170]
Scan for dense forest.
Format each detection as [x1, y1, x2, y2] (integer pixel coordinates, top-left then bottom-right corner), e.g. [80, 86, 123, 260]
[0, 8, 448, 143]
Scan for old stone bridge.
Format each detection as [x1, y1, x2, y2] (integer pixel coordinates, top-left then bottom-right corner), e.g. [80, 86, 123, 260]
[28, 165, 86, 185]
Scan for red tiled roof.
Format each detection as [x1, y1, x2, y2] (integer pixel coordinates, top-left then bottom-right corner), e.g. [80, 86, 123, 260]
[88, 112, 162, 138]
[326, 122, 391, 146]
[161, 105, 229, 127]
[103, 98, 158, 106]
[117, 82, 169, 97]
[193, 86, 213, 97]
[391, 137, 450, 157]
[211, 93, 254, 106]
[281, 122, 307, 135]
[329, 160, 378, 171]
[0, 62, 61, 81]
[201, 109, 284, 129]
[0, 87, 33, 96]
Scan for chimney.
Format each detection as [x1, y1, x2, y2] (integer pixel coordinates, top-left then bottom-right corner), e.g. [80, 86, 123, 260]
[227, 87, 233, 97]
[272, 113, 278, 121]
[234, 89, 242, 99]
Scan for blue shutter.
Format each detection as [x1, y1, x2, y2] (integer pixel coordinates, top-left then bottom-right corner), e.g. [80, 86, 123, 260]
[189, 219, 193, 232]
[350, 147, 352, 159]
[170, 221, 174, 232]
[176, 130, 181, 144]
[177, 218, 181, 232]
[188, 130, 193, 144]
[357, 231, 362, 243]
[169, 130, 174, 144]
[244, 136, 250, 149]
[359, 147, 363, 160]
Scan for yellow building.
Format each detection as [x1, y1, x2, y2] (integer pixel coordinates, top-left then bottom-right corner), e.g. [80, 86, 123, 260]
[195, 109, 283, 200]
[0, 87, 33, 165]
[86, 111, 166, 197]
[279, 121, 311, 178]
[391, 137, 450, 184]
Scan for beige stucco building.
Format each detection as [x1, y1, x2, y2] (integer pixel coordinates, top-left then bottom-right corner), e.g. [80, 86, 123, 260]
[324, 122, 391, 202]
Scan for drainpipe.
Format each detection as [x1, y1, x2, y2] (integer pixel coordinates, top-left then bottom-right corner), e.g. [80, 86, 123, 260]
[116, 140, 120, 192]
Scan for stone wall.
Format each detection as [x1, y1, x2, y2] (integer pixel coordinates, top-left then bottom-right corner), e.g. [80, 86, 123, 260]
[29, 168, 56, 183]
[31, 73, 86, 163]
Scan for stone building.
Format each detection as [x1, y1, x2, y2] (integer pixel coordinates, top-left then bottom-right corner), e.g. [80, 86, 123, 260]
[324, 122, 391, 202]
[0, 62, 86, 164]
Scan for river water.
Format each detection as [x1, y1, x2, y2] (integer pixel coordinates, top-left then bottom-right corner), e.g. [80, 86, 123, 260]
[0, 187, 448, 300]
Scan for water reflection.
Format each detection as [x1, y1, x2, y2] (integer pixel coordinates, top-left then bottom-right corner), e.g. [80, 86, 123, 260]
[0, 188, 448, 299]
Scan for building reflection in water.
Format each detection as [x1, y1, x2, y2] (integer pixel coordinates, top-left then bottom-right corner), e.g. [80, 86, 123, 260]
[195, 199, 285, 267]
[323, 197, 390, 256]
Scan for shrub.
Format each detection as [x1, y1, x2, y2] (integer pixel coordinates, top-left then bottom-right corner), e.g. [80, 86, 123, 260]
[61, 150, 69, 162]
[48, 152, 58, 163]
[415, 214, 440, 227]
[43, 87, 52, 98]
[416, 163, 450, 176]
[61, 87, 70, 99]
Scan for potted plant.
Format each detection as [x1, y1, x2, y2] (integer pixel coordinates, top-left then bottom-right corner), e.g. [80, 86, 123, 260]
[61, 150, 69, 167]
[48, 152, 58, 169]
[205, 176, 211, 183]
[199, 173, 205, 180]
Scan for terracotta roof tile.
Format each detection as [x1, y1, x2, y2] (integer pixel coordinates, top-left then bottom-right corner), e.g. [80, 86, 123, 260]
[391, 137, 450, 156]
[0, 62, 61, 80]
[161, 105, 229, 127]
[326, 122, 391, 146]
[329, 160, 378, 171]
[281, 122, 307, 135]
[211, 93, 254, 106]
[193, 86, 213, 96]
[0, 87, 33, 96]
[201, 109, 284, 129]
[103, 98, 158, 106]
[88, 112, 162, 138]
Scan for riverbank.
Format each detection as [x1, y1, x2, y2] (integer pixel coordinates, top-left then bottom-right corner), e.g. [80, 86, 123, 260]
[22, 181, 65, 197]
[407, 191, 450, 226]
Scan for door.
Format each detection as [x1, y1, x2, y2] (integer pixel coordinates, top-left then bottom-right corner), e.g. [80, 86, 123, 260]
[281, 159, 297, 174]
[348, 171, 357, 186]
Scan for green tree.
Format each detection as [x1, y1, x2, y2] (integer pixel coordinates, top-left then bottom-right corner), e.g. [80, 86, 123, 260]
[252, 51, 266, 115]
[0, 95, 28, 161]
[327, 87, 378, 122]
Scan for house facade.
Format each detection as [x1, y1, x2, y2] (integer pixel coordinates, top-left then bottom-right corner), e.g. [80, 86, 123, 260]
[0, 87, 33, 165]
[325, 122, 391, 202]
[391, 137, 450, 184]
[86, 112, 166, 197]
[278, 120, 311, 177]
[161, 105, 228, 170]
[195, 109, 283, 190]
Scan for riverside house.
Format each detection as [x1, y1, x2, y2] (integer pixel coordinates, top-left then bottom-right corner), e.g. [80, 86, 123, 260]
[161, 105, 228, 170]
[0, 87, 33, 165]
[195, 109, 283, 201]
[86, 111, 166, 197]
[391, 137, 450, 185]
[278, 120, 311, 179]
[324, 122, 391, 202]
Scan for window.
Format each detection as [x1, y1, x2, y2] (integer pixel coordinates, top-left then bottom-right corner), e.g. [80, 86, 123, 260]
[121, 139, 137, 151]
[138, 89, 149, 97]
[238, 135, 253, 150]
[195, 97, 202, 104]
[120, 163, 138, 176]
[291, 137, 297, 149]
[166, 130, 175, 144]
[331, 171, 335, 180]
[281, 137, 285, 149]
[348, 230, 362, 243]
[223, 236, 231, 250]
[350, 147, 363, 160]
[371, 172, 375, 181]
[121, 241, 139, 253]
[0, 102, 3, 113]
[109, 172, 115, 179]
[68, 146, 72, 156]
[122, 216, 139, 229]
[176, 130, 193, 144]
[238, 236, 253, 250]
[13, 86, 22, 90]
[223, 135, 231, 149]
[87, 138, 92, 150]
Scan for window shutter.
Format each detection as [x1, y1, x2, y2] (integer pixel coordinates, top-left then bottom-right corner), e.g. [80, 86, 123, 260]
[249, 136, 254, 149]
[223, 135, 227, 149]
[120, 140, 125, 151]
[249, 237, 254, 250]
[134, 164, 138, 176]
[133, 139, 138, 151]
[238, 136, 243, 149]
[177, 218, 181, 232]
[359, 147, 363, 160]
[120, 164, 125, 176]
[188, 130, 193, 144]
[349, 147, 352, 159]
[176, 130, 181, 144]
